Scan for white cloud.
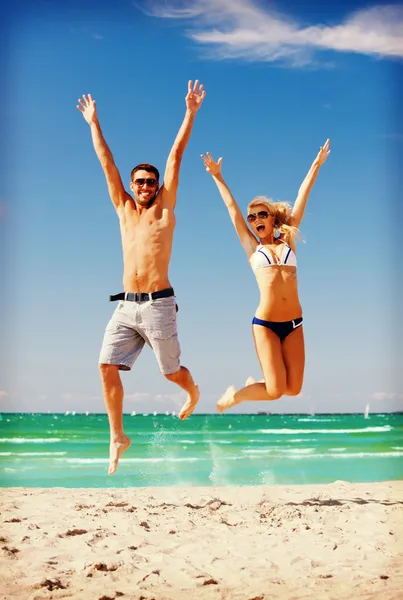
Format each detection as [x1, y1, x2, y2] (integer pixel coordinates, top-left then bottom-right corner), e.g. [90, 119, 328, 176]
[126, 392, 152, 402]
[155, 392, 186, 407]
[143, 1, 403, 66]
[371, 392, 403, 401]
[125, 391, 185, 408]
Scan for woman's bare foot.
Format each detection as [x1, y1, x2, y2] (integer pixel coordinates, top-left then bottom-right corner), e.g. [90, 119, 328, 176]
[108, 435, 131, 475]
[217, 385, 238, 414]
[179, 385, 200, 420]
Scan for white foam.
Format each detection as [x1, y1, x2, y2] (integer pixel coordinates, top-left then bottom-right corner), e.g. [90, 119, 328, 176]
[0, 437, 62, 444]
[0, 451, 67, 456]
[56, 456, 204, 464]
[286, 451, 403, 460]
[257, 426, 392, 434]
[243, 447, 315, 455]
[297, 418, 335, 422]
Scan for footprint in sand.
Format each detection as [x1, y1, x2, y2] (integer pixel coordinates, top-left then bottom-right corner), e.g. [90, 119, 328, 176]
[58, 529, 88, 537]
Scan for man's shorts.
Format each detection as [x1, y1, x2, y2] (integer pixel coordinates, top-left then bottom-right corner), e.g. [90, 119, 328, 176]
[99, 296, 181, 374]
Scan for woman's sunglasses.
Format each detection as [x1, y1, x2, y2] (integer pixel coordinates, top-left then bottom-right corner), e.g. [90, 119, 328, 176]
[134, 178, 158, 187]
[247, 210, 270, 223]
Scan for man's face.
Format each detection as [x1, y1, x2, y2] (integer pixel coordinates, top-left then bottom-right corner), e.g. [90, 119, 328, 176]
[130, 170, 159, 206]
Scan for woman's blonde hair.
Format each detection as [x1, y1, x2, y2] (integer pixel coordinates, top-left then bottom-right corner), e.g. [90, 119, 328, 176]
[247, 196, 299, 241]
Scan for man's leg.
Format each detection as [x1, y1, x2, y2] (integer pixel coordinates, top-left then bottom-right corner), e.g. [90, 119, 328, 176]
[143, 297, 200, 420]
[164, 367, 200, 420]
[99, 302, 145, 474]
[99, 364, 131, 475]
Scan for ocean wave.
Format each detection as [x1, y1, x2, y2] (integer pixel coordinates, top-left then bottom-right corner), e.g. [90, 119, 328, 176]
[56, 456, 204, 464]
[0, 451, 67, 456]
[257, 426, 392, 435]
[297, 418, 336, 422]
[285, 451, 403, 460]
[243, 448, 315, 455]
[0, 437, 62, 443]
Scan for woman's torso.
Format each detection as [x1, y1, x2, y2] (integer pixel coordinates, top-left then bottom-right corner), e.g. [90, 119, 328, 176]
[249, 238, 302, 321]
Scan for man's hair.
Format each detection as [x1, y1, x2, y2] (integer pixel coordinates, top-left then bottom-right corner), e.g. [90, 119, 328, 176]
[131, 164, 160, 182]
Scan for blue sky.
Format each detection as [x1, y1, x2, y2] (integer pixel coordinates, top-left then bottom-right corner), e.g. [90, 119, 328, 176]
[1, 0, 402, 414]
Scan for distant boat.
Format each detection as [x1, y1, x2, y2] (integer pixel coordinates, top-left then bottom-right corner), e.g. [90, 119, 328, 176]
[131, 410, 136, 416]
[65, 410, 70, 415]
[364, 404, 370, 419]
[85, 411, 89, 416]
[309, 406, 315, 416]
[172, 411, 176, 416]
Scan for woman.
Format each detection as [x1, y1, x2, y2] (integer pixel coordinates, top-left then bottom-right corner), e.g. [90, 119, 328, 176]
[201, 140, 330, 412]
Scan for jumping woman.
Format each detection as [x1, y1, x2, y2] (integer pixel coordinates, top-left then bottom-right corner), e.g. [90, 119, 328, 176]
[201, 140, 330, 412]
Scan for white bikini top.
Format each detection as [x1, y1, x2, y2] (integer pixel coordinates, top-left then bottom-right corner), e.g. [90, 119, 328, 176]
[250, 239, 297, 271]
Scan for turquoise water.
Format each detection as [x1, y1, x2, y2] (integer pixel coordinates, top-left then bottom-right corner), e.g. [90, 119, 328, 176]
[0, 412, 402, 488]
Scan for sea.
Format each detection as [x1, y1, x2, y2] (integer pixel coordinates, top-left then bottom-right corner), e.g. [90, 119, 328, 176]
[0, 412, 402, 488]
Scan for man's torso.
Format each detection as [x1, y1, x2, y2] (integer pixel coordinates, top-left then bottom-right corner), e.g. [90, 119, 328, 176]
[117, 192, 176, 293]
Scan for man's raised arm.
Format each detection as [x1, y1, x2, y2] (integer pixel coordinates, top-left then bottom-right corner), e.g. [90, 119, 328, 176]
[77, 94, 130, 210]
[161, 80, 206, 208]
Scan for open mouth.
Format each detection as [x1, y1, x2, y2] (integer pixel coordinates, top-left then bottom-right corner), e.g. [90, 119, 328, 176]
[256, 225, 265, 233]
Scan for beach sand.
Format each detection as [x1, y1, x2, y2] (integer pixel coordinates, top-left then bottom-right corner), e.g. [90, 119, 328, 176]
[1, 481, 402, 599]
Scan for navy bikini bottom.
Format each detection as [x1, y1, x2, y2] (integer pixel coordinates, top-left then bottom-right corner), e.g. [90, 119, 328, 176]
[252, 316, 303, 342]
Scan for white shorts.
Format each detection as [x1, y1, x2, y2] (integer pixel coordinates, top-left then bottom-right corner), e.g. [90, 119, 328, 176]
[99, 296, 181, 375]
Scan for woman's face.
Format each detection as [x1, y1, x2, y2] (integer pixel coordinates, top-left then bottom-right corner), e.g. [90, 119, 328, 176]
[247, 204, 273, 239]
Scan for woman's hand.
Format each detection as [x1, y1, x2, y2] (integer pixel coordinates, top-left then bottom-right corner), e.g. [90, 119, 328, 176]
[315, 139, 331, 166]
[201, 152, 223, 177]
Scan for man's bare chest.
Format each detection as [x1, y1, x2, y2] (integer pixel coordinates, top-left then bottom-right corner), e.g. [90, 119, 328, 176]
[120, 214, 175, 245]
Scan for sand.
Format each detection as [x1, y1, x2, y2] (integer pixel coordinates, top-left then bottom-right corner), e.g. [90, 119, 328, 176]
[1, 480, 402, 600]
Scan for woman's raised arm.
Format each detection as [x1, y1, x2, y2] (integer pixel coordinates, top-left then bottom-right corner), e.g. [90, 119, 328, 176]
[201, 152, 257, 257]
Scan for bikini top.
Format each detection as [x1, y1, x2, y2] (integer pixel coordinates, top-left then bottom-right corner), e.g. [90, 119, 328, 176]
[250, 239, 297, 271]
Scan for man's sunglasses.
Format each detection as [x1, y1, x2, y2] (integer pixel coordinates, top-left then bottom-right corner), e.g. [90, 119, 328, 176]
[133, 178, 158, 187]
[247, 210, 270, 223]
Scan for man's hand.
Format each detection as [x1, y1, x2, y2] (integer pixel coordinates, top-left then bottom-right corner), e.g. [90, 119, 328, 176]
[201, 152, 223, 177]
[77, 94, 98, 125]
[185, 80, 206, 114]
[315, 139, 331, 166]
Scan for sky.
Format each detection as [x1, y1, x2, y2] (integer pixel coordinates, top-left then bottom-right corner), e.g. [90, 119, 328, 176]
[1, 0, 402, 414]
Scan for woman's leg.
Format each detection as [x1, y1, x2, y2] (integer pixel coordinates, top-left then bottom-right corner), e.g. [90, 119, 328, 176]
[217, 324, 287, 413]
[281, 326, 305, 395]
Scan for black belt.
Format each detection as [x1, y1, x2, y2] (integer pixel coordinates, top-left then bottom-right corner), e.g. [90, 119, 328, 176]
[109, 287, 175, 302]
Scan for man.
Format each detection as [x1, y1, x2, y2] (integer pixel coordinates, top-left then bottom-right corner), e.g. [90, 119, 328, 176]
[77, 81, 205, 474]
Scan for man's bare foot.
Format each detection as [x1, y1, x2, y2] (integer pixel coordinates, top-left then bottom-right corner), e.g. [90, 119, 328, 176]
[108, 435, 131, 475]
[217, 385, 237, 414]
[178, 384, 200, 420]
